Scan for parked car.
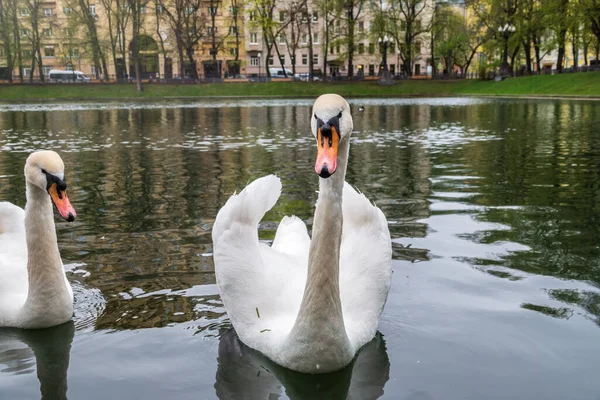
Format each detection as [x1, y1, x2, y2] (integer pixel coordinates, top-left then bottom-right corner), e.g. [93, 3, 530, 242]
[294, 73, 322, 82]
[48, 69, 91, 83]
[269, 68, 294, 78]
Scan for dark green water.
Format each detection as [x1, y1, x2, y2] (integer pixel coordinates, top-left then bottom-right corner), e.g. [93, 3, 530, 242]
[0, 98, 599, 400]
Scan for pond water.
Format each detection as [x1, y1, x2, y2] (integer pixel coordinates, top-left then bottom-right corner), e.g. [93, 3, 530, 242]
[0, 97, 599, 400]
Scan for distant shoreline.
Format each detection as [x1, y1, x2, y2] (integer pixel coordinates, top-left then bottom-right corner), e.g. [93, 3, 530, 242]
[1, 73, 599, 102]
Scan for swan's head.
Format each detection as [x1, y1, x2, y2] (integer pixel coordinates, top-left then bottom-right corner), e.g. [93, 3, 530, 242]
[25, 151, 76, 222]
[311, 94, 353, 178]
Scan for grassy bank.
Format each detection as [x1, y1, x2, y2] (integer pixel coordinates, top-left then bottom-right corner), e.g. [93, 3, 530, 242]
[1, 72, 599, 101]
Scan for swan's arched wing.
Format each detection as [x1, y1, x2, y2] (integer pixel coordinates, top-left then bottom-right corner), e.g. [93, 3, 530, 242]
[340, 183, 392, 349]
[0, 202, 28, 324]
[212, 176, 306, 352]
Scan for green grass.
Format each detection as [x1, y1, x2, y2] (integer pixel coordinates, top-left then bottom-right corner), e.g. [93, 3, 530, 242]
[1, 72, 599, 101]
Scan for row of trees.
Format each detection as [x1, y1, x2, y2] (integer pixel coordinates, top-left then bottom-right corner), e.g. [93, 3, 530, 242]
[0, 0, 244, 89]
[1, 0, 599, 87]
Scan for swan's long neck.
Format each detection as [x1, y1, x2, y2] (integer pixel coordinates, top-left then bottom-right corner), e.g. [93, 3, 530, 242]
[22, 182, 72, 327]
[285, 137, 353, 370]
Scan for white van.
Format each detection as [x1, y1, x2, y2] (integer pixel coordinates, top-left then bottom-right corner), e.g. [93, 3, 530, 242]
[268, 68, 293, 78]
[48, 69, 91, 83]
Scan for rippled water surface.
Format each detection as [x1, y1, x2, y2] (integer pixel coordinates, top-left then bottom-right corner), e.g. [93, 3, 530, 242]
[0, 98, 599, 400]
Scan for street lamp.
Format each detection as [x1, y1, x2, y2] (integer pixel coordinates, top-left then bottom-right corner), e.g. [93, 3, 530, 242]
[258, 52, 262, 82]
[498, 23, 516, 77]
[378, 35, 391, 72]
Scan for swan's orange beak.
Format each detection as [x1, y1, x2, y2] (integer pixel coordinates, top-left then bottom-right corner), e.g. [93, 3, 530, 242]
[315, 125, 339, 178]
[48, 183, 76, 222]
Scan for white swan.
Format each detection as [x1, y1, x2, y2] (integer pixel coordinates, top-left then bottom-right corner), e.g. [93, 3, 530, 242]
[212, 94, 392, 373]
[0, 150, 76, 329]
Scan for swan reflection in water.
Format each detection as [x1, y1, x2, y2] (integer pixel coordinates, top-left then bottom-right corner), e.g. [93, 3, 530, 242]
[0, 321, 74, 400]
[215, 329, 390, 400]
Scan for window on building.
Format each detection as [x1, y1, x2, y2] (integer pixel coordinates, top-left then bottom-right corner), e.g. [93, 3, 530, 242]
[279, 55, 285, 65]
[313, 33, 319, 44]
[229, 47, 238, 56]
[302, 54, 308, 65]
[290, 55, 295, 65]
[140, 5, 146, 13]
[335, 20, 340, 34]
[229, 26, 238, 34]
[0, 48, 4, 56]
[268, 56, 274, 65]
[358, 21, 364, 33]
[43, 8, 53, 16]
[63, 7, 72, 14]
[368, 43, 375, 54]
[69, 48, 79, 57]
[330, 46, 334, 55]
[229, 6, 237, 14]
[65, 27, 74, 36]
[184, 6, 194, 15]
[43, 28, 52, 36]
[208, 26, 217, 34]
[250, 56, 259, 66]
[91, 65, 97, 76]
[249, 11, 255, 21]
[209, 6, 217, 16]
[415, 41, 421, 54]
[301, 33, 308, 44]
[89, 5, 96, 16]
[279, 11, 285, 22]
[43, 66, 52, 75]
[389, 43, 395, 53]
[336, 44, 340, 54]
[249, 32, 258, 44]
[312, 11, 318, 22]
[312, 54, 318, 65]
[23, 68, 32, 77]
[20, 29, 30, 37]
[23, 49, 33, 57]
[20, 8, 29, 16]
[358, 43, 364, 54]
[44, 46, 55, 57]
[278, 34, 285, 44]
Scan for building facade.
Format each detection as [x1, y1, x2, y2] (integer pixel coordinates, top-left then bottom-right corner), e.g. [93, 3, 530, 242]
[0, 0, 434, 80]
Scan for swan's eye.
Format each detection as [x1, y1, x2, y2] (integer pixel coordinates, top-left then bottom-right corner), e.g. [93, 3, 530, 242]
[338, 112, 342, 119]
[41, 169, 47, 174]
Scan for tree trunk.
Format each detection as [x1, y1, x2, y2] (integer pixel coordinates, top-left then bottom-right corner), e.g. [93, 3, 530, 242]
[306, 1, 314, 81]
[176, 36, 185, 78]
[323, 12, 329, 80]
[346, 6, 355, 79]
[522, 39, 532, 73]
[510, 44, 520, 75]
[0, 0, 14, 83]
[186, 48, 197, 79]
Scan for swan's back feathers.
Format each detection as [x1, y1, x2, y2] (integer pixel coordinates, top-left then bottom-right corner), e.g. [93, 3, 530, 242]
[272, 216, 310, 259]
[0, 202, 25, 235]
[340, 183, 392, 349]
[0, 202, 28, 326]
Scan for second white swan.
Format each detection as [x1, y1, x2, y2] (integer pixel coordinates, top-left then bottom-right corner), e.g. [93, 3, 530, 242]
[212, 94, 392, 373]
[0, 150, 76, 329]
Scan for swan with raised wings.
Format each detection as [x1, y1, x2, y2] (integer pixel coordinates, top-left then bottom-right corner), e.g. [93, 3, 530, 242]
[0, 150, 76, 329]
[212, 94, 392, 373]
